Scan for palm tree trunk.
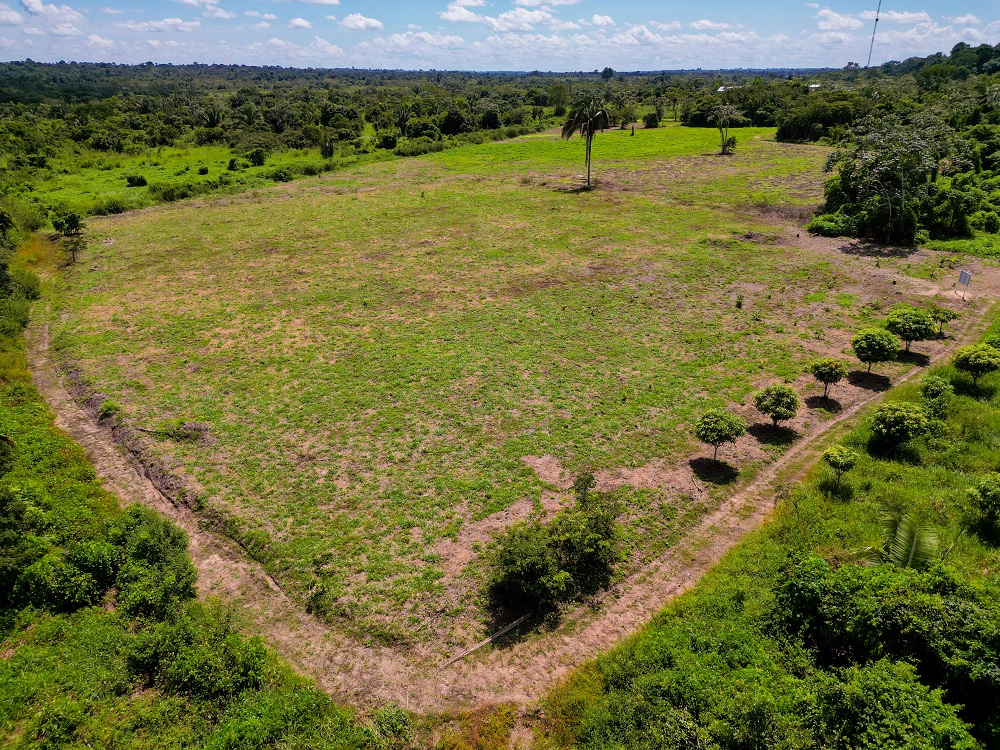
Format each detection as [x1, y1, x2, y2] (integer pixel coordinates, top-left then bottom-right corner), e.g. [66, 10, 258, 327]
[585, 134, 592, 186]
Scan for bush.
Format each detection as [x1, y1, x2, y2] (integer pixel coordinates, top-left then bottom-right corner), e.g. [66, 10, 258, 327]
[90, 196, 133, 215]
[869, 402, 930, 446]
[920, 375, 954, 419]
[485, 475, 621, 622]
[246, 147, 267, 167]
[125, 174, 148, 187]
[268, 168, 293, 183]
[752, 384, 800, 426]
[969, 210, 1000, 233]
[807, 211, 855, 237]
[967, 474, 1000, 541]
[822, 445, 859, 482]
[11, 268, 40, 300]
[198, 166, 209, 176]
[642, 112, 660, 128]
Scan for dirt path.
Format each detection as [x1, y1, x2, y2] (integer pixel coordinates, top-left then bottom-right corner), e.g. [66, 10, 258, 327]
[25, 292, 995, 715]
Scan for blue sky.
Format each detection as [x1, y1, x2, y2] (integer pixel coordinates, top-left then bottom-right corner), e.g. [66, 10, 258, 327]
[0, 0, 997, 70]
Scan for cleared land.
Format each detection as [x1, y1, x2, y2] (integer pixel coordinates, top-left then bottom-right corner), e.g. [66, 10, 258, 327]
[45, 124, 984, 655]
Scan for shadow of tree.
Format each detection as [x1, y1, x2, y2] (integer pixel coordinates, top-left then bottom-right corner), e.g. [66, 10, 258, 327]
[897, 350, 931, 367]
[952, 378, 997, 401]
[689, 457, 739, 485]
[748, 423, 798, 446]
[848, 370, 891, 392]
[838, 240, 916, 258]
[806, 395, 843, 413]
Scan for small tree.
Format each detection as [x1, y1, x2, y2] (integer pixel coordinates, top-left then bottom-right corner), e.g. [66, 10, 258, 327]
[62, 234, 87, 264]
[562, 97, 609, 188]
[822, 445, 859, 486]
[967, 474, 1000, 540]
[928, 305, 957, 335]
[642, 112, 660, 129]
[694, 409, 747, 460]
[51, 210, 83, 237]
[601, 67, 615, 81]
[953, 344, 1000, 385]
[709, 104, 743, 155]
[753, 384, 800, 427]
[885, 308, 936, 352]
[809, 358, 849, 398]
[869, 403, 930, 445]
[852, 329, 900, 373]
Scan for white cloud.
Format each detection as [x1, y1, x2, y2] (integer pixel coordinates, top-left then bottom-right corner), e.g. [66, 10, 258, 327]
[689, 19, 729, 30]
[649, 20, 680, 31]
[952, 13, 980, 25]
[17, 0, 84, 35]
[289, 16, 311, 28]
[294, 0, 338, 4]
[810, 30, 852, 45]
[254, 21, 269, 28]
[859, 10, 931, 23]
[86, 32, 113, 47]
[245, 10, 275, 19]
[340, 12, 382, 30]
[99, 5, 121, 13]
[815, 9, 862, 30]
[115, 16, 200, 31]
[591, 13, 614, 27]
[514, 0, 579, 4]
[440, 3, 482, 22]
[245, 33, 344, 61]
[0, 3, 22, 23]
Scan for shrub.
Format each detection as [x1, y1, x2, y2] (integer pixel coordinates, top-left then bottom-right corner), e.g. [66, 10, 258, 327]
[752, 384, 800, 426]
[693, 409, 747, 460]
[485, 475, 621, 621]
[869, 402, 930, 446]
[928, 304, 958, 334]
[967, 474, 1000, 541]
[852, 328, 899, 373]
[953, 343, 1000, 384]
[920, 375, 954, 419]
[198, 166, 209, 175]
[14, 553, 103, 611]
[11, 268, 40, 300]
[642, 112, 660, 128]
[822, 445, 859, 483]
[808, 212, 854, 237]
[809, 358, 849, 398]
[125, 174, 148, 187]
[885, 307, 936, 351]
[246, 147, 267, 167]
[970, 210, 1000, 233]
[268, 168, 293, 183]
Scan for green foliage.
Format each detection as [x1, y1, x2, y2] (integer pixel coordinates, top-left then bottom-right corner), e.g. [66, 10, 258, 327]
[485, 475, 622, 622]
[967, 473, 1000, 541]
[852, 328, 899, 372]
[693, 409, 748, 460]
[809, 357, 849, 398]
[822, 445, 859, 480]
[246, 147, 268, 167]
[752, 384, 800, 426]
[869, 402, 931, 447]
[920, 375, 955, 419]
[125, 174, 148, 187]
[885, 307, 937, 351]
[641, 112, 659, 129]
[929, 304, 958, 334]
[953, 343, 1000, 384]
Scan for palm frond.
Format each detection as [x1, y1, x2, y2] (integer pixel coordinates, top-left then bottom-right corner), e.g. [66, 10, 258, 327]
[885, 513, 938, 569]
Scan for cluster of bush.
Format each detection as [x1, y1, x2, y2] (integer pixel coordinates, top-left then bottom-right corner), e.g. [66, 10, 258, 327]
[484, 474, 623, 625]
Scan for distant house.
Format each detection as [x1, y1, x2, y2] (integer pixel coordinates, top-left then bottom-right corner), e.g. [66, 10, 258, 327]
[716, 86, 742, 93]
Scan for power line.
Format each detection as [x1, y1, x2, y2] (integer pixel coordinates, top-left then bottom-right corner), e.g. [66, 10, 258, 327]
[866, 0, 883, 68]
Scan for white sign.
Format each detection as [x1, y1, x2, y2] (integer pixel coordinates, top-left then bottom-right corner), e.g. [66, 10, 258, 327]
[959, 270, 972, 287]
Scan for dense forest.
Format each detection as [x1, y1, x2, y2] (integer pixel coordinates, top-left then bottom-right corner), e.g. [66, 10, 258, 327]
[2, 43, 1000, 248]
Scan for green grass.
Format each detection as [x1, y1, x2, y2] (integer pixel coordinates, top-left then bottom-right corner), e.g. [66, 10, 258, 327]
[45, 124, 947, 643]
[926, 233, 1000, 259]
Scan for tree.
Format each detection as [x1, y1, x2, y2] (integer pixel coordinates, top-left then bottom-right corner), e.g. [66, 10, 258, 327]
[953, 343, 1000, 384]
[967, 473, 1000, 539]
[869, 403, 930, 445]
[852, 328, 900, 373]
[694, 409, 747, 460]
[51, 210, 83, 237]
[928, 304, 957, 335]
[809, 358, 849, 398]
[885, 307, 936, 351]
[919, 375, 954, 419]
[601, 67, 615, 81]
[562, 97, 609, 188]
[753, 384, 800, 426]
[822, 445, 859, 485]
[709, 103, 744, 155]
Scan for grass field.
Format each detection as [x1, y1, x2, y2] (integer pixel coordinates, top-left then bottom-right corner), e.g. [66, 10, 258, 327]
[44, 123, 958, 645]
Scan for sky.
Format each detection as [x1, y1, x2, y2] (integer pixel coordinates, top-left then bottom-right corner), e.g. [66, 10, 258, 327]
[0, 0, 997, 71]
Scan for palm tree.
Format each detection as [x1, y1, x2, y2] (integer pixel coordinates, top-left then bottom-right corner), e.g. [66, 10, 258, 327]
[861, 503, 938, 569]
[562, 97, 608, 188]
